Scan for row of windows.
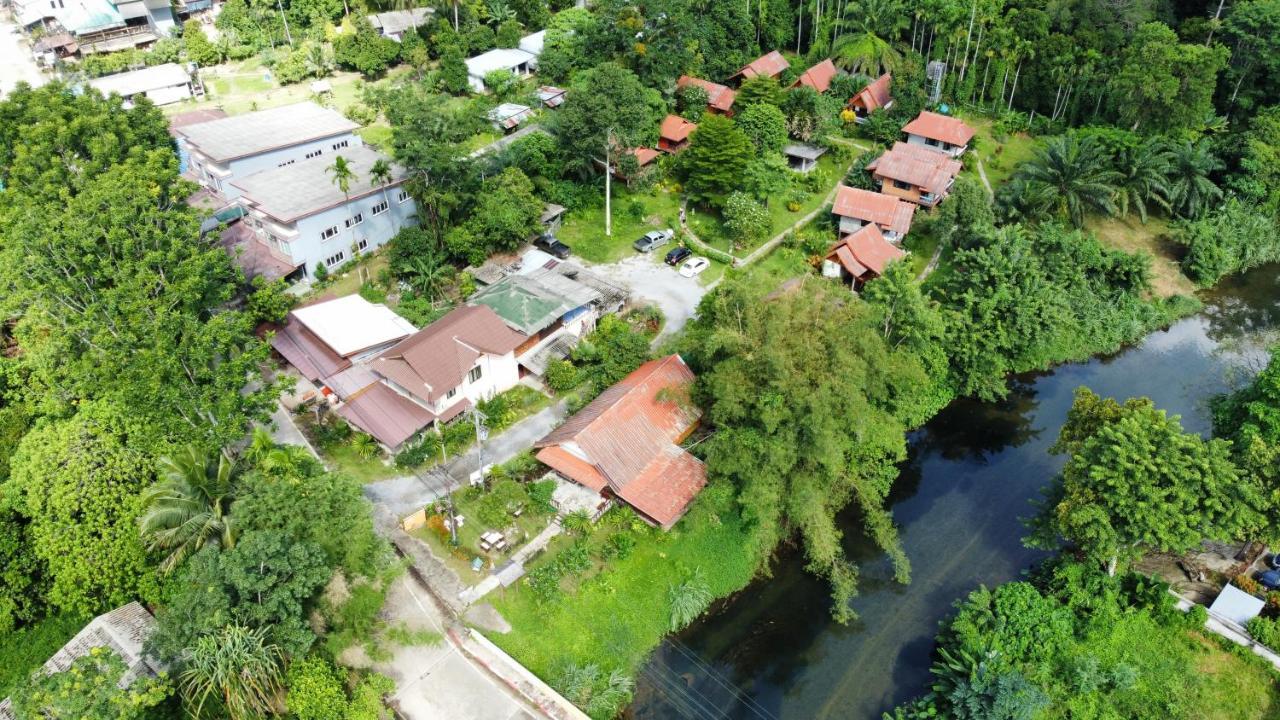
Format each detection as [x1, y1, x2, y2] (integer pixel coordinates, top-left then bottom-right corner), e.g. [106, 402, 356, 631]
[345, 213, 364, 228]
[320, 225, 339, 240]
[324, 250, 346, 267]
[371, 200, 388, 215]
[317, 193, 410, 242]
[305, 149, 323, 159]
[333, 140, 349, 150]
[277, 159, 296, 168]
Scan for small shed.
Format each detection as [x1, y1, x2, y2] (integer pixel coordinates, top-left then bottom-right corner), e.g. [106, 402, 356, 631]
[784, 142, 827, 173]
[1208, 584, 1265, 627]
[536, 85, 566, 108]
[487, 103, 533, 132]
[541, 203, 566, 230]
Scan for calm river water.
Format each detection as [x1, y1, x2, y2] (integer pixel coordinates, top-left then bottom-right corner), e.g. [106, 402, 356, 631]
[629, 266, 1280, 720]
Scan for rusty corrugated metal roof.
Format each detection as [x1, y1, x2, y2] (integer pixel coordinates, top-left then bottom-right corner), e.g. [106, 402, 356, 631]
[793, 58, 837, 93]
[736, 50, 790, 80]
[902, 110, 976, 146]
[832, 185, 916, 235]
[335, 382, 435, 449]
[851, 73, 892, 111]
[867, 142, 962, 195]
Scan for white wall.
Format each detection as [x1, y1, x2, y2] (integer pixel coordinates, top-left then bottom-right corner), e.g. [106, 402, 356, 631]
[188, 131, 362, 199]
[905, 133, 965, 157]
[265, 184, 417, 279]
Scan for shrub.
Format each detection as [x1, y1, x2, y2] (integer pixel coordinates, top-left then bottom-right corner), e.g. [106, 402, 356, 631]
[1248, 616, 1280, 648]
[529, 479, 556, 512]
[545, 360, 581, 392]
[344, 103, 377, 125]
[286, 656, 347, 720]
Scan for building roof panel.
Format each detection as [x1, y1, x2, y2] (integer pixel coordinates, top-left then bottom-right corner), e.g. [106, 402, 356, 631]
[231, 145, 406, 223]
[901, 110, 976, 146]
[335, 382, 435, 448]
[832, 185, 915, 235]
[290, 294, 416, 357]
[177, 102, 359, 162]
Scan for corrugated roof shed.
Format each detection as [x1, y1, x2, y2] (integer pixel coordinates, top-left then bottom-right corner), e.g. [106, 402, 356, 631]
[867, 142, 962, 195]
[851, 73, 893, 111]
[826, 224, 905, 278]
[735, 50, 790, 80]
[89, 63, 189, 98]
[677, 75, 736, 113]
[793, 58, 837, 93]
[335, 382, 436, 448]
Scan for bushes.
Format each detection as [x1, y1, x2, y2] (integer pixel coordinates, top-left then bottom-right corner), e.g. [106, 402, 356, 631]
[1247, 616, 1280, 648]
[544, 359, 581, 392]
[1174, 199, 1280, 286]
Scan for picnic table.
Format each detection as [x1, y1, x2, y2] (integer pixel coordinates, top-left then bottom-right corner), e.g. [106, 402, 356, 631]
[479, 531, 508, 552]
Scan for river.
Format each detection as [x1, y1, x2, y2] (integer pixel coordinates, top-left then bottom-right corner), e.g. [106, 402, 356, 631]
[628, 265, 1280, 720]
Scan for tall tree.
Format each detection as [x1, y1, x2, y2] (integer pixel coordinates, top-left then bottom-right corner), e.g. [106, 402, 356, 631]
[1001, 134, 1120, 227]
[180, 624, 286, 720]
[551, 62, 662, 178]
[1113, 138, 1173, 223]
[1027, 388, 1267, 575]
[1112, 22, 1227, 133]
[679, 114, 755, 206]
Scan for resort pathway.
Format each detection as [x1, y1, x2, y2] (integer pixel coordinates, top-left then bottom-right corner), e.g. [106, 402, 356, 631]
[916, 244, 944, 281]
[470, 124, 549, 159]
[975, 155, 995, 197]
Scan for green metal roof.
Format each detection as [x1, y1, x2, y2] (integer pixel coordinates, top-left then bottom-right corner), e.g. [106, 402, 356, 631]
[470, 277, 568, 336]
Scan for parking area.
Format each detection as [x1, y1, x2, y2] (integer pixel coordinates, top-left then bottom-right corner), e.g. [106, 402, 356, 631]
[588, 253, 712, 340]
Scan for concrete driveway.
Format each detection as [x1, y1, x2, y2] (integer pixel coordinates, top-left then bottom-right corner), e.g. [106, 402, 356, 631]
[0, 15, 45, 97]
[589, 254, 711, 340]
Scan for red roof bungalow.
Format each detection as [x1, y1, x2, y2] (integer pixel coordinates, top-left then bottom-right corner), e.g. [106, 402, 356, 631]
[792, 58, 838, 93]
[866, 142, 963, 207]
[535, 354, 706, 530]
[658, 115, 697, 153]
[901, 110, 976, 157]
[831, 185, 916, 241]
[822, 224, 906, 289]
[850, 73, 892, 121]
[732, 50, 790, 83]
[676, 75, 736, 115]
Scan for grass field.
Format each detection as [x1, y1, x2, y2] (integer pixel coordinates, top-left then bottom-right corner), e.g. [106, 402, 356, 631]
[168, 62, 414, 118]
[0, 614, 88, 698]
[489, 484, 760, 682]
[962, 114, 1040, 190]
[558, 186, 683, 264]
[1086, 215, 1196, 299]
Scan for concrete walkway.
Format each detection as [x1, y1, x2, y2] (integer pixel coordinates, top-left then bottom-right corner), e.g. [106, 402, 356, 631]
[364, 399, 570, 521]
[459, 522, 564, 604]
[1172, 591, 1280, 671]
[974, 155, 995, 197]
[470, 124, 549, 159]
[266, 402, 322, 461]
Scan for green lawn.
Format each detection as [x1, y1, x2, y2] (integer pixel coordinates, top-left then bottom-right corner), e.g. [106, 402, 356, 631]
[962, 114, 1040, 190]
[902, 227, 941, 278]
[413, 490, 557, 580]
[168, 63, 413, 118]
[357, 124, 394, 150]
[488, 484, 760, 682]
[0, 614, 88, 698]
[558, 187, 683, 264]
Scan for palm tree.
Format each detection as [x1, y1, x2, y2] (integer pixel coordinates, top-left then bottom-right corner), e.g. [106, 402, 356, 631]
[832, 0, 907, 76]
[1007, 134, 1121, 228]
[180, 625, 285, 720]
[1114, 138, 1173, 223]
[404, 252, 452, 301]
[369, 158, 394, 216]
[1165, 139, 1224, 219]
[484, 0, 515, 24]
[243, 427, 277, 467]
[327, 155, 359, 252]
[140, 446, 239, 573]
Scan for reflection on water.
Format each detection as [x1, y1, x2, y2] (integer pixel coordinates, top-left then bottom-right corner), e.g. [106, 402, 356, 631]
[629, 266, 1280, 720]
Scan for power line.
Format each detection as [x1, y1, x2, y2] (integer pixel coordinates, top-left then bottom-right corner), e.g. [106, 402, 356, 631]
[640, 664, 725, 720]
[662, 638, 779, 720]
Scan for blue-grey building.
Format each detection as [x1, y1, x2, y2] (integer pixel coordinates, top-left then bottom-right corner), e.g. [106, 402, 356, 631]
[176, 102, 360, 200]
[231, 145, 417, 281]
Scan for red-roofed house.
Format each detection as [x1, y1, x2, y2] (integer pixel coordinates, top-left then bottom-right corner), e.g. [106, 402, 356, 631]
[676, 75, 736, 115]
[535, 354, 706, 530]
[335, 305, 526, 448]
[849, 73, 893, 121]
[792, 58, 838, 93]
[658, 115, 697, 153]
[732, 50, 790, 82]
[831, 185, 916, 241]
[902, 110, 976, 157]
[866, 142, 963, 207]
[822, 225, 907, 289]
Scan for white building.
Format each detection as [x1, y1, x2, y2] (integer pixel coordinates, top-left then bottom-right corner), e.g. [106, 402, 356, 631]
[88, 62, 197, 106]
[17, 0, 174, 55]
[176, 102, 361, 199]
[231, 145, 417, 280]
[465, 47, 536, 92]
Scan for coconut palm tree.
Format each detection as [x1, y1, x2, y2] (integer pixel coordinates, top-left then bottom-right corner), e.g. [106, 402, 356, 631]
[180, 624, 285, 720]
[832, 0, 906, 76]
[1114, 138, 1173, 223]
[1165, 139, 1224, 219]
[1006, 134, 1120, 227]
[370, 157, 394, 215]
[140, 446, 239, 573]
[327, 155, 359, 253]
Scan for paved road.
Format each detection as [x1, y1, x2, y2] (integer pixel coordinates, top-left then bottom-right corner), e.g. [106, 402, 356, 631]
[0, 14, 45, 97]
[363, 399, 570, 522]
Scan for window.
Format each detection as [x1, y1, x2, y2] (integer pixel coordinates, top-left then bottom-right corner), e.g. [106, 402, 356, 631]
[305, 149, 323, 159]
[277, 159, 295, 168]
[446, 388, 457, 400]
[468, 366, 483, 383]
[332, 140, 349, 150]
[371, 200, 389, 216]
[397, 190, 410, 203]
[925, 137, 940, 147]
[324, 250, 346, 267]
[320, 225, 339, 240]
[357, 238, 369, 251]
[345, 213, 364, 228]
[893, 179, 912, 190]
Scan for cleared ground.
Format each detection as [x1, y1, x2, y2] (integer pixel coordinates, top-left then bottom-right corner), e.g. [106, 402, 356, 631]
[1087, 215, 1197, 298]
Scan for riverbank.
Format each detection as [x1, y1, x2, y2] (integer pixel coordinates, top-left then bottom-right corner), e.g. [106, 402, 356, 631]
[629, 265, 1280, 719]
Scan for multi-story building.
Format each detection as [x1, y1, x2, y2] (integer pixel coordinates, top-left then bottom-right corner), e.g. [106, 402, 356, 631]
[176, 102, 360, 199]
[231, 145, 417, 280]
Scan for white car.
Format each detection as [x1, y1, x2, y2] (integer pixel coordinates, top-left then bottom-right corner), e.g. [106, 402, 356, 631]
[679, 256, 711, 277]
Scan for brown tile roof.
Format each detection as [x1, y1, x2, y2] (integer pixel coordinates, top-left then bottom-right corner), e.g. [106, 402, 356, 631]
[270, 321, 350, 383]
[793, 59, 838, 93]
[832, 185, 916, 235]
[659, 114, 697, 143]
[826, 225, 905, 278]
[735, 50, 790, 80]
[677, 75, 736, 113]
[372, 305, 525, 404]
[866, 142, 962, 195]
[535, 355, 706, 529]
[901, 110, 976, 146]
[632, 147, 660, 166]
[335, 382, 435, 449]
[850, 73, 892, 111]
[168, 108, 229, 134]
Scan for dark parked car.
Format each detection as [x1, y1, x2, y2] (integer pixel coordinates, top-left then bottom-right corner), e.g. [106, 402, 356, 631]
[665, 246, 692, 265]
[633, 228, 675, 253]
[534, 232, 572, 259]
[1260, 569, 1280, 591]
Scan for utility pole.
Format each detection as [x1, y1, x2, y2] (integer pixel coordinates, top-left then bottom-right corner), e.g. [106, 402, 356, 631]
[276, 0, 293, 48]
[438, 427, 458, 545]
[469, 406, 489, 488]
[604, 127, 614, 237]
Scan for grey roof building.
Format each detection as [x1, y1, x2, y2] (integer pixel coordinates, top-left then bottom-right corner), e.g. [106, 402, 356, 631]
[369, 7, 432, 40]
[232, 145, 406, 224]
